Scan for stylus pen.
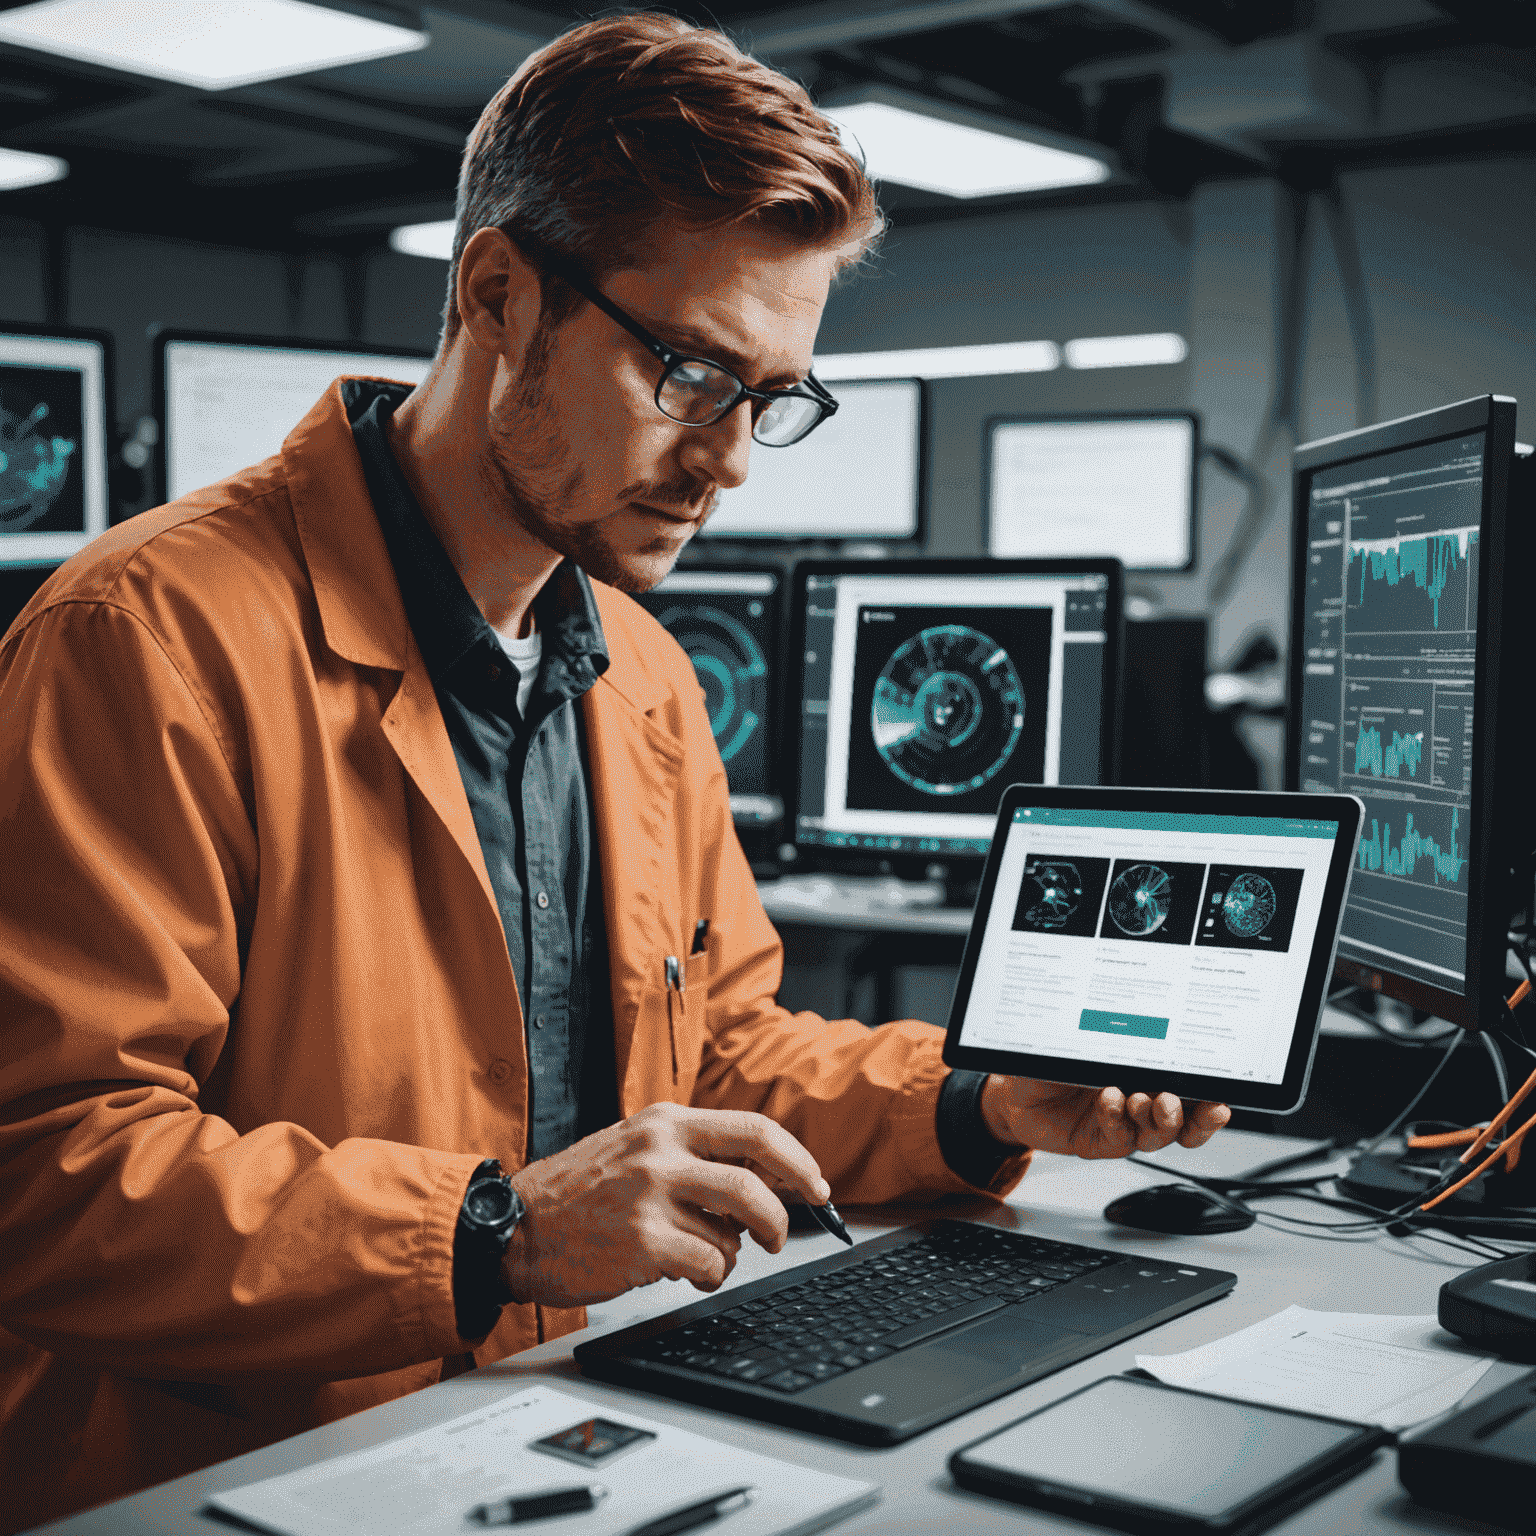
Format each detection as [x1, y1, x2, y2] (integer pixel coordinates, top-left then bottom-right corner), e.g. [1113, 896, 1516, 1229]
[624, 1486, 753, 1536]
[807, 1198, 853, 1246]
[467, 1484, 608, 1525]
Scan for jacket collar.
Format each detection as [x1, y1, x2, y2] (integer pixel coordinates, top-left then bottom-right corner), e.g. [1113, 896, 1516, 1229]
[283, 379, 414, 673]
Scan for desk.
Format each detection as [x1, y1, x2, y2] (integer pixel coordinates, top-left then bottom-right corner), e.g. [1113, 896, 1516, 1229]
[35, 1129, 1525, 1536]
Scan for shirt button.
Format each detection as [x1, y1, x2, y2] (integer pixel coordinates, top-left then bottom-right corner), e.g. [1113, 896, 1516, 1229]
[533, 1014, 545, 1029]
[487, 662, 500, 681]
[536, 891, 549, 909]
[488, 1058, 513, 1086]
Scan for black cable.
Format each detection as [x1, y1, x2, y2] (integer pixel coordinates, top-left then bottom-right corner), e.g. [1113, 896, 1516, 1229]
[1360, 1028, 1465, 1158]
[1482, 1030, 1512, 1110]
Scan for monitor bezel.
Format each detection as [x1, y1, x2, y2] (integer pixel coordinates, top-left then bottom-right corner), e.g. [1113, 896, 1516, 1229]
[638, 559, 785, 812]
[152, 327, 432, 504]
[786, 555, 1125, 876]
[983, 410, 1200, 574]
[1, 320, 118, 568]
[1285, 393, 1522, 1031]
[695, 375, 927, 546]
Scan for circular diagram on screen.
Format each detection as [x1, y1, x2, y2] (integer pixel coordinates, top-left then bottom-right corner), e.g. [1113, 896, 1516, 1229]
[870, 624, 1025, 796]
[655, 603, 768, 765]
[1222, 873, 1278, 938]
[1108, 863, 1174, 937]
[0, 400, 76, 532]
[1019, 859, 1083, 930]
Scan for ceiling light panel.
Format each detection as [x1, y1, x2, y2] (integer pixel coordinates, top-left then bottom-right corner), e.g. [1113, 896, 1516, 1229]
[390, 220, 454, 260]
[0, 147, 68, 190]
[815, 341, 1060, 380]
[1065, 333, 1188, 368]
[0, 0, 428, 92]
[822, 99, 1110, 198]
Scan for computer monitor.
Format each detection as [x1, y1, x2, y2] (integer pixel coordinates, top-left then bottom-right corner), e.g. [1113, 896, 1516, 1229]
[1, 324, 113, 568]
[157, 331, 431, 501]
[1288, 394, 1532, 1029]
[986, 413, 1197, 572]
[702, 378, 922, 542]
[789, 558, 1123, 869]
[635, 565, 783, 826]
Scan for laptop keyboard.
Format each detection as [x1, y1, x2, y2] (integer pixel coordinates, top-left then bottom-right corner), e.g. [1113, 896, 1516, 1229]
[627, 1221, 1122, 1395]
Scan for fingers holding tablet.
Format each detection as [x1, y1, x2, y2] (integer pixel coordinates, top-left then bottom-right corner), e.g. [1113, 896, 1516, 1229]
[981, 1076, 1230, 1159]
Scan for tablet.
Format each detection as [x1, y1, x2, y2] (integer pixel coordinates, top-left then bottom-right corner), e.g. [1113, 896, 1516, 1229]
[942, 786, 1363, 1114]
[950, 1376, 1389, 1535]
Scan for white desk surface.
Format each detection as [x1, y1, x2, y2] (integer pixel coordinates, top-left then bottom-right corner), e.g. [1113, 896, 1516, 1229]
[34, 1130, 1528, 1536]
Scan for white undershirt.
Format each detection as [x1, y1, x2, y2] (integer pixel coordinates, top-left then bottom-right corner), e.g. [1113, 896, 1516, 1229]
[493, 625, 542, 719]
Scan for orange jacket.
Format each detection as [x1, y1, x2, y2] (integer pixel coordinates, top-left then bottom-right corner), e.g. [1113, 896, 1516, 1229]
[0, 383, 1028, 1530]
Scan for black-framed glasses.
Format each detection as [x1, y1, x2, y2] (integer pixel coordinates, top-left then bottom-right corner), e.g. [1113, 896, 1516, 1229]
[543, 257, 839, 447]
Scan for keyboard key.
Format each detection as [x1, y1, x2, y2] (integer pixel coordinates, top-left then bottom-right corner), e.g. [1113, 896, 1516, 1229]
[762, 1369, 814, 1392]
[804, 1361, 845, 1381]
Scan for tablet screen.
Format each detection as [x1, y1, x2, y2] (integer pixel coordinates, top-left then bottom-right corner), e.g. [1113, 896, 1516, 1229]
[957, 1378, 1366, 1522]
[953, 803, 1342, 1089]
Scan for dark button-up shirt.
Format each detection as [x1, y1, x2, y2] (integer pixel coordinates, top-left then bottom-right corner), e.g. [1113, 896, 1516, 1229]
[349, 382, 618, 1161]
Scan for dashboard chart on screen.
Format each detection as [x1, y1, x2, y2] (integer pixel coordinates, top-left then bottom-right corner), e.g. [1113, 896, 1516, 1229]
[1291, 395, 1531, 1026]
[635, 566, 781, 824]
[1299, 433, 1481, 992]
[790, 559, 1122, 866]
[1, 327, 112, 568]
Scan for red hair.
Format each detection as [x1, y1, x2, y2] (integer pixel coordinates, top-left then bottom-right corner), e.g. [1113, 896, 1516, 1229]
[442, 11, 880, 340]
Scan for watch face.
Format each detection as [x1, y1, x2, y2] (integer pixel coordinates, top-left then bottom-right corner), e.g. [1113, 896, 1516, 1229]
[466, 1181, 516, 1225]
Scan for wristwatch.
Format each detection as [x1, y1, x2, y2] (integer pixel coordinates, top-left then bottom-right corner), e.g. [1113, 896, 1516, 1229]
[454, 1159, 523, 1332]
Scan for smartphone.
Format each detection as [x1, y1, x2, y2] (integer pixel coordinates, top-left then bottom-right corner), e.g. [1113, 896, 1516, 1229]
[949, 1376, 1389, 1535]
[530, 1417, 657, 1469]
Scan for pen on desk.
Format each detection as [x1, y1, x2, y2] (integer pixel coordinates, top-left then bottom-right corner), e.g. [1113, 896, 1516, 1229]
[806, 1198, 853, 1246]
[467, 1484, 608, 1525]
[690, 918, 709, 955]
[624, 1486, 754, 1536]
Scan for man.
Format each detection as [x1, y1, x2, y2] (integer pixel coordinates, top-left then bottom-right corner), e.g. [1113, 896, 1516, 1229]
[0, 13, 1227, 1529]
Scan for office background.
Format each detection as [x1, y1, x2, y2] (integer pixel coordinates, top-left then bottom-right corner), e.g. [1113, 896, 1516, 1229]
[3, 0, 1533, 1137]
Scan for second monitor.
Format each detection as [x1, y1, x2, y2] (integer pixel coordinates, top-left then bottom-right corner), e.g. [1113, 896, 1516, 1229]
[790, 559, 1123, 865]
[635, 565, 783, 827]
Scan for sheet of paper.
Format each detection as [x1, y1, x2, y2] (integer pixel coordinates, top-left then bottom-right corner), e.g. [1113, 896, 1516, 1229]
[208, 1384, 877, 1536]
[1136, 1306, 1494, 1430]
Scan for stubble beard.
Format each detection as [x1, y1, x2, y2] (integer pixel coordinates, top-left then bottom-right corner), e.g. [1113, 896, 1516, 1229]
[483, 318, 717, 594]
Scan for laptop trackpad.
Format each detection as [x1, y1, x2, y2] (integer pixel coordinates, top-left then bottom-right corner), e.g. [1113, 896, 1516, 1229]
[935, 1309, 1092, 1369]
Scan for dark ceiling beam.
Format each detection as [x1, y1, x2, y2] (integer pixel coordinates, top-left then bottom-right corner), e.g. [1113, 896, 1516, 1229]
[718, 0, 1214, 57]
[211, 82, 467, 151]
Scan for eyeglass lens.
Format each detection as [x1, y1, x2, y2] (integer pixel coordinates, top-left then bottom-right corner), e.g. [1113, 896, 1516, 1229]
[656, 358, 824, 446]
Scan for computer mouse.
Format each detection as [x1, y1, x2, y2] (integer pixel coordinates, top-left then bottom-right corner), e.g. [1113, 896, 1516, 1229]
[1103, 1181, 1255, 1235]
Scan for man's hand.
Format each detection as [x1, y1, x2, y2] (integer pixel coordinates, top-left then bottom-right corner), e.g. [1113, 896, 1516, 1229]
[501, 1103, 829, 1308]
[981, 1076, 1230, 1159]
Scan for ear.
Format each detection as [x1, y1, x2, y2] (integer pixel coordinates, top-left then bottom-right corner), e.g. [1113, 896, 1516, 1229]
[456, 227, 544, 369]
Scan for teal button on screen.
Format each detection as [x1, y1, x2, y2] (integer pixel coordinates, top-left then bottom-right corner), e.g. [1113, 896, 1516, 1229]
[1080, 1009, 1170, 1040]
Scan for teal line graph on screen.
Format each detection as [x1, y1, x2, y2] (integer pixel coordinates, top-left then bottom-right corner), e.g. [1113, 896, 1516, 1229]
[1359, 806, 1467, 885]
[1353, 725, 1425, 779]
[1349, 528, 1478, 629]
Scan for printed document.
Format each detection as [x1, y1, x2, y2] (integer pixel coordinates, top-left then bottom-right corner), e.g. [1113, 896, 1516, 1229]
[1136, 1306, 1495, 1430]
[208, 1383, 876, 1536]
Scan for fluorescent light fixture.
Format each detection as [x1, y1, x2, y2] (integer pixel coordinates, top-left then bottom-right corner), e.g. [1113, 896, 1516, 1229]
[821, 86, 1111, 199]
[815, 340, 1059, 381]
[0, 0, 428, 92]
[389, 219, 454, 260]
[0, 147, 68, 190]
[1065, 333, 1188, 369]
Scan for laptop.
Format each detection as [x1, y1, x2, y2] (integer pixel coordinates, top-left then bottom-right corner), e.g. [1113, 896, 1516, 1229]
[575, 787, 1361, 1445]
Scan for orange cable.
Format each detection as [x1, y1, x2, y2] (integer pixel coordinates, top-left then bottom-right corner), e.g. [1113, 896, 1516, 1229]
[1421, 1105, 1536, 1211]
[1459, 1058, 1536, 1164]
[1511, 978, 1532, 1012]
[1407, 1127, 1484, 1149]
